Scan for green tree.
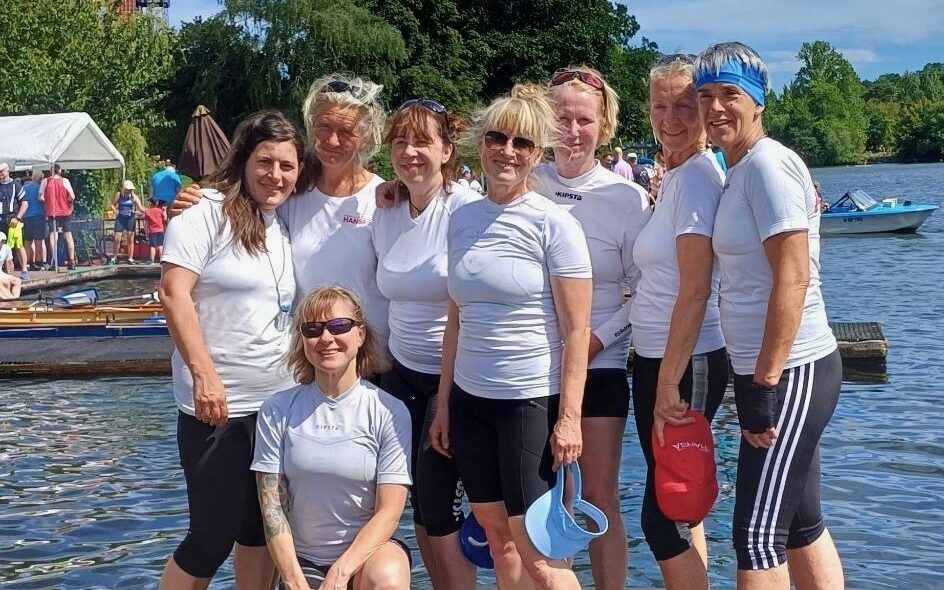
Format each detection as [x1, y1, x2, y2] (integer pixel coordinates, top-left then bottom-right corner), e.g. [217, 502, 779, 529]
[0, 0, 175, 133]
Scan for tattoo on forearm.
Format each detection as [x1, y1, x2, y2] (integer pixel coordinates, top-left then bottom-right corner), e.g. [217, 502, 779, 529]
[257, 472, 291, 540]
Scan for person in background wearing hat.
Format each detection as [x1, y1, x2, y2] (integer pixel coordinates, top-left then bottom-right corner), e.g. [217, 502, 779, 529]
[457, 164, 484, 194]
[39, 164, 77, 270]
[630, 53, 729, 590]
[110, 180, 146, 264]
[0, 231, 22, 298]
[695, 42, 843, 589]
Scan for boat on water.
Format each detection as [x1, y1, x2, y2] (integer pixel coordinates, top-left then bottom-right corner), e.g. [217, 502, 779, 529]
[821, 189, 938, 235]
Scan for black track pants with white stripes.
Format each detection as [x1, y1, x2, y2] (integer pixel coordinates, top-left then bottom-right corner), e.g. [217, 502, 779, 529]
[732, 349, 842, 570]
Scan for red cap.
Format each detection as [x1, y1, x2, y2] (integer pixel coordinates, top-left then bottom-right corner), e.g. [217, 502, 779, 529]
[652, 410, 719, 523]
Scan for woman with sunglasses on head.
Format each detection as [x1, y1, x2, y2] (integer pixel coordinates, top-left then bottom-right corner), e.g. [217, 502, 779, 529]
[174, 73, 391, 352]
[429, 83, 593, 590]
[529, 65, 651, 590]
[157, 111, 304, 590]
[370, 99, 480, 590]
[252, 286, 412, 590]
[628, 53, 730, 590]
[694, 42, 843, 590]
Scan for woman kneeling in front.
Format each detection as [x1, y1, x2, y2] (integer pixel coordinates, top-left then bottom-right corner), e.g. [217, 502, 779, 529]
[252, 286, 413, 590]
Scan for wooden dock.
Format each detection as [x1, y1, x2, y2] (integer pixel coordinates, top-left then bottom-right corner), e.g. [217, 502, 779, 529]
[19, 263, 159, 293]
[0, 320, 889, 379]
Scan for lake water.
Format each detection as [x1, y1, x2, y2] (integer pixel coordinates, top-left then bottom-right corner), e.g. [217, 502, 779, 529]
[1, 163, 942, 589]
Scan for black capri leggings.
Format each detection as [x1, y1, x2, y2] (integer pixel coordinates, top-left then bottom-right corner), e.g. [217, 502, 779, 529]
[632, 347, 729, 561]
[380, 359, 465, 537]
[173, 411, 266, 579]
[732, 349, 841, 570]
[449, 384, 557, 517]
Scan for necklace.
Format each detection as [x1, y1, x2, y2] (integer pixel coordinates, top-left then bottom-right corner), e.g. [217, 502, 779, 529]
[264, 220, 291, 331]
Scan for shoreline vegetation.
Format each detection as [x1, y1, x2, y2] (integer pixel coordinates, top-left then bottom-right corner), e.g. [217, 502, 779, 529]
[1, 2, 942, 215]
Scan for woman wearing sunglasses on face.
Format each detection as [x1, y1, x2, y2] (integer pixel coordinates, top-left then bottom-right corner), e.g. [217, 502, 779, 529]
[252, 287, 412, 590]
[531, 65, 651, 590]
[694, 42, 843, 590]
[157, 111, 304, 590]
[628, 54, 729, 590]
[370, 99, 480, 590]
[429, 84, 593, 590]
[175, 73, 391, 352]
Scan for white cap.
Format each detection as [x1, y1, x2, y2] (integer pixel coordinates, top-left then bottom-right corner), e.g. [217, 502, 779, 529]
[0, 162, 8, 172]
[627, 152, 638, 160]
[122, 179, 135, 190]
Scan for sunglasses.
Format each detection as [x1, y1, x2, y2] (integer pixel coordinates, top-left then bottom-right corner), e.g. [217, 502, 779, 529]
[299, 318, 362, 338]
[483, 130, 537, 155]
[398, 98, 451, 129]
[322, 80, 367, 100]
[551, 69, 608, 111]
[655, 53, 696, 66]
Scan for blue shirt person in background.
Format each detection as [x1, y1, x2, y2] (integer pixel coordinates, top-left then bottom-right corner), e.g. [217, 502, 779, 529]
[149, 162, 183, 204]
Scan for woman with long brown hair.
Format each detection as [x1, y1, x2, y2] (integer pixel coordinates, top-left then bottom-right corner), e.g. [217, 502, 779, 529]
[157, 110, 305, 590]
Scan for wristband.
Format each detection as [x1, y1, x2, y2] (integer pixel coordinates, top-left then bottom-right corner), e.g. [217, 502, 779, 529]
[734, 380, 778, 434]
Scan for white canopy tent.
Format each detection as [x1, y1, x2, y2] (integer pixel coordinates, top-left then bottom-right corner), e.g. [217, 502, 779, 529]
[0, 112, 124, 171]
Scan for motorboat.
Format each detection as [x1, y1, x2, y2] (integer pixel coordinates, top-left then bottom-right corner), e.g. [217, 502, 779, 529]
[821, 189, 938, 235]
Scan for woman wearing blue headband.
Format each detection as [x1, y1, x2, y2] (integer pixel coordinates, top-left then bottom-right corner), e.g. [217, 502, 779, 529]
[694, 42, 844, 590]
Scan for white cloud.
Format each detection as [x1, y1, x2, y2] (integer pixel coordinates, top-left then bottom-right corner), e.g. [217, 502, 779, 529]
[838, 48, 880, 64]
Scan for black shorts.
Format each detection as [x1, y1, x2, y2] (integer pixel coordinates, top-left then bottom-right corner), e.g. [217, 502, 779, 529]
[23, 217, 46, 241]
[114, 215, 135, 233]
[632, 347, 729, 561]
[172, 411, 266, 579]
[582, 367, 630, 418]
[46, 215, 72, 233]
[380, 359, 465, 536]
[281, 539, 412, 590]
[732, 349, 841, 570]
[449, 384, 557, 517]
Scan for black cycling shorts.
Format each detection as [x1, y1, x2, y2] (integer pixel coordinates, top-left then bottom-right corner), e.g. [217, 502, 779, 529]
[380, 359, 465, 536]
[449, 384, 557, 517]
[172, 411, 266, 579]
[732, 349, 841, 570]
[632, 347, 729, 561]
[280, 538, 412, 590]
[582, 367, 630, 418]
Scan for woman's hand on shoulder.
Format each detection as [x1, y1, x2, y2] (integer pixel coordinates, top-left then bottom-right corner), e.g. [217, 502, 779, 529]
[169, 183, 203, 218]
[374, 180, 400, 209]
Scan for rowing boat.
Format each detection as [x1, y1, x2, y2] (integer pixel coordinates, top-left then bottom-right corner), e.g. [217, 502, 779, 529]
[0, 302, 165, 326]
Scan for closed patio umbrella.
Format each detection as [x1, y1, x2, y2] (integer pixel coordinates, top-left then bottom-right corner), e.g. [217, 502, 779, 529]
[177, 105, 230, 181]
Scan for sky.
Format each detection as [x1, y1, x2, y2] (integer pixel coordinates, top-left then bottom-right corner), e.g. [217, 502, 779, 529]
[170, 0, 944, 88]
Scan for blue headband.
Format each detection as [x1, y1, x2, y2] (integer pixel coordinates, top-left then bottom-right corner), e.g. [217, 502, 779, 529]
[693, 59, 766, 106]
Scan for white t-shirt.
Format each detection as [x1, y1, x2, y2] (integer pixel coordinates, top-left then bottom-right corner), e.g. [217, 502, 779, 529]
[712, 138, 836, 375]
[278, 175, 389, 350]
[532, 162, 651, 369]
[163, 190, 296, 417]
[630, 151, 726, 357]
[372, 184, 481, 374]
[251, 379, 412, 564]
[447, 191, 592, 400]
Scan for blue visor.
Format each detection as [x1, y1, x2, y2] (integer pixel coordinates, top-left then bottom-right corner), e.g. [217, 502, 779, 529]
[693, 59, 767, 106]
[458, 512, 494, 569]
[525, 462, 608, 560]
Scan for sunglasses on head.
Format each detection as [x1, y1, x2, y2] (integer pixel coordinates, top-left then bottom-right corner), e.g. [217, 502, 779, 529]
[655, 53, 697, 66]
[299, 318, 362, 338]
[398, 98, 450, 128]
[551, 69, 608, 110]
[322, 80, 366, 100]
[483, 130, 537, 155]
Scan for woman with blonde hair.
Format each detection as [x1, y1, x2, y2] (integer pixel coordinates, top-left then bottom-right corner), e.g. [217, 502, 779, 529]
[175, 72, 392, 351]
[429, 83, 593, 590]
[629, 53, 730, 589]
[372, 99, 479, 589]
[158, 110, 305, 590]
[252, 286, 412, 590]
[531, 65, 651, 590]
